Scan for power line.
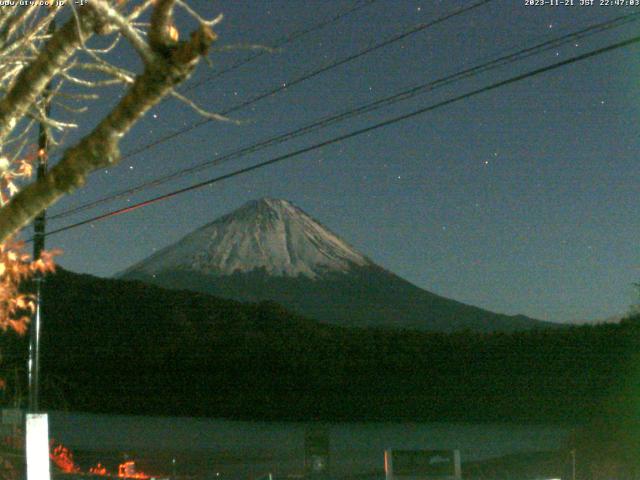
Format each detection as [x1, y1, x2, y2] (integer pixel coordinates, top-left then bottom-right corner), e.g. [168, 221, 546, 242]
[36, 33, 640, 241]
[184, 0, 379, 92]
[112, 0, 494, 161]
[49, 10, 640, 221]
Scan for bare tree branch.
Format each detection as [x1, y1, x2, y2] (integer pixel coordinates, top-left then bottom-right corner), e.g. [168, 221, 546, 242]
[170, 89, 238, 124]
[72, 62, 135, 84]
[128, 0, 155, 22]
[176, 1, 223, 27]
[150, 0, 177, 50]
[0, 7, 98, 144]
[0, 11, 217, 243]
[0, 4, 39, 48]
[89, 0, 156, 63]
[0, 9, 57, 58]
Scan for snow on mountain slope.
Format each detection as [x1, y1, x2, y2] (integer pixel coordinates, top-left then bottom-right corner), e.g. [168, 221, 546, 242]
[122, 198, 371, 279]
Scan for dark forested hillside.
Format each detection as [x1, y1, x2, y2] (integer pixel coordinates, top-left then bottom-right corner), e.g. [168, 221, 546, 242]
[125, 267, 552, 332]
[2, 268, 638, 426]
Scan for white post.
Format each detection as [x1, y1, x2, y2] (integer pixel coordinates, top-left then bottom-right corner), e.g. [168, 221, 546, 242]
[453, 450, 462, 479]
[26, 413, 51, 480]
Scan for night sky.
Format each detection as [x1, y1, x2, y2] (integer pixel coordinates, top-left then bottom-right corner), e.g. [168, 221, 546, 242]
[35, 0, 640, 323]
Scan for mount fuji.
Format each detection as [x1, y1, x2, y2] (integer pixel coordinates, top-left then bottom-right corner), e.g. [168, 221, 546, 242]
[120, 198, 552, 332]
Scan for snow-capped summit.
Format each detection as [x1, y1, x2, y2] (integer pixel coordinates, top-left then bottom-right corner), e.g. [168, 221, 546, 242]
[122, 198, 371, 279]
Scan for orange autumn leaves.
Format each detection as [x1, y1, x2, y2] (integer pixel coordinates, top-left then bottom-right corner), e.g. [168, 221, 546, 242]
[0, 149, 59, 337]
[50, 443, 81, 474]
[0, 240, 57, 335]
[50, 441, 151, 478]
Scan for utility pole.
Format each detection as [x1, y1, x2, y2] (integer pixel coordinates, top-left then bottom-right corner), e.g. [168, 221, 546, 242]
[571, 449, 576, 480]
[25, 18, 56, 480]
[27, 19, 54, 414]
[27, 117, 48, 413]
[27, 117, 48, 412]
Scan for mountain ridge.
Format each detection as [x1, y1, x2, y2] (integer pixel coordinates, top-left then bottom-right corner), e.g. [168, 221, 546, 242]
[121, 198, 553, 332]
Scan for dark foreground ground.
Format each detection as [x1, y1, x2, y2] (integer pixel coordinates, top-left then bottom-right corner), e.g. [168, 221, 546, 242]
[1, 443, 567, 480]
[45, 449, 567, 480]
